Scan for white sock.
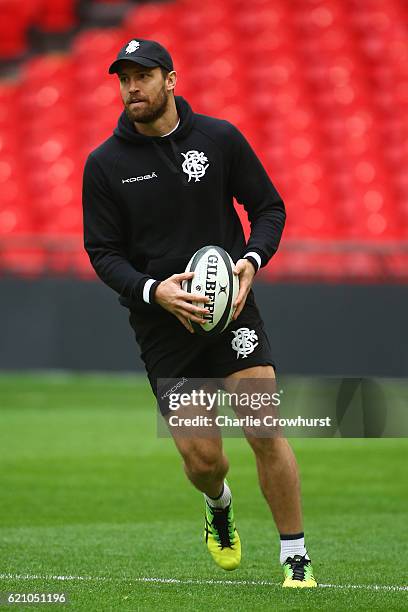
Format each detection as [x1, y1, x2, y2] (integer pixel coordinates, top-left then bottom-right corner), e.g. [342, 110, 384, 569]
[204, 481, 231, 509]
[280, 533, 309, 564]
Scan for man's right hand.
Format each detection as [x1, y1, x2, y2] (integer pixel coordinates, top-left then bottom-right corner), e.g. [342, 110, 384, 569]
[154, 272, 210, 333]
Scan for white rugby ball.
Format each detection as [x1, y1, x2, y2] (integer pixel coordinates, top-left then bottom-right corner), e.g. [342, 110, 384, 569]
[182, 245, 239, 335]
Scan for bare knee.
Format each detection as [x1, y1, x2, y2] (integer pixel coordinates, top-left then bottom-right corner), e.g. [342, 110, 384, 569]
[184, 447, 228, 480]
[247, 436, 288, 460]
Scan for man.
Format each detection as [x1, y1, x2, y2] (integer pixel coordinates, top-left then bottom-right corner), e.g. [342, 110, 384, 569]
[82, 38, 317, 588]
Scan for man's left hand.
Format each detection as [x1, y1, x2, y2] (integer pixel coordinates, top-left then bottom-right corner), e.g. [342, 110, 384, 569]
[232, 258, 256, 320]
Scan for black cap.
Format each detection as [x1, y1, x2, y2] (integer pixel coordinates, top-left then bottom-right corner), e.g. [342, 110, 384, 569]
[108, 38, 174, 74]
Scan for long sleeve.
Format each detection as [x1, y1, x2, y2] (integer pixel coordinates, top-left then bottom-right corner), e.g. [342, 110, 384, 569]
[228, 125, 286, 268]
[82, 153, 159, 305]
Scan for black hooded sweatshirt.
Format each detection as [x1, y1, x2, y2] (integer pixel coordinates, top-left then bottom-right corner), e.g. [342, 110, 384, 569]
[82, 96, 286, 314]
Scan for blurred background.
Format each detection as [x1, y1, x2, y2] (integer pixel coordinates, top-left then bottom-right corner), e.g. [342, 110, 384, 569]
[0, 0, 407, 376]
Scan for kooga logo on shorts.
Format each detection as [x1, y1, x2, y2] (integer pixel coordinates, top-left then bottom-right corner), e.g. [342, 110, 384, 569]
[122, 172, 158, 184]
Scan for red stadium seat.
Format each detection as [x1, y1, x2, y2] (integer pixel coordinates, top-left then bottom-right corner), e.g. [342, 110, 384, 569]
[0, 0, 38, 58]
[36, 0, 77, 33]
[0, 203, 34, 234]
[0, 247, 46, 276]
[73, 28, 122, 58]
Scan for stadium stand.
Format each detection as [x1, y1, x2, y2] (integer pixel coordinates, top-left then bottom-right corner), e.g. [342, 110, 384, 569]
[0, 0, 407, 279]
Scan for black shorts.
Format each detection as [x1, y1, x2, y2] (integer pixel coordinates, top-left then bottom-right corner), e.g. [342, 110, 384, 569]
[129, 290, 275, 414]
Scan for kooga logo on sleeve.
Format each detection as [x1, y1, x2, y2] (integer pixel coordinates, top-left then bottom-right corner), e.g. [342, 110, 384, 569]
[122, 172, 158, 184]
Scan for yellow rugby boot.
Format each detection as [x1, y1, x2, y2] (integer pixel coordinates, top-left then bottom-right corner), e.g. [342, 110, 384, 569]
[282, 554, 317, 588]
[204, 501, 241, 571]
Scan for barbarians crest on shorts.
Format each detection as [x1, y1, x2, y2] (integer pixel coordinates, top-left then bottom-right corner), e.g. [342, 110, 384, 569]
[181, 150, 209, 182]
[231, 328, 259, 358]
[126, 40, 140, 54]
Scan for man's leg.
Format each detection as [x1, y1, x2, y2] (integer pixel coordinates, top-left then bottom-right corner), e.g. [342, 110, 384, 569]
[164, 411, 241, 571]
[172, 433, 228, 498]
[225, 365, 303, 533]
[224, 365, 317, 587]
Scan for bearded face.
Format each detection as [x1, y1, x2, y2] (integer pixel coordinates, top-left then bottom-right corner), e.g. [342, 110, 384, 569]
[118, 63, 171, 125]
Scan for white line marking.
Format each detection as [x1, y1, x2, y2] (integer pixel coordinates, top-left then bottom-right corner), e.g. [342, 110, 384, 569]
[0, 574, 407, 592]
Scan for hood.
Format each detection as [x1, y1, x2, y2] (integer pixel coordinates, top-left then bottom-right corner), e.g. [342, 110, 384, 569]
[113, 95, 194, 184]
[113, 95, 194, 144]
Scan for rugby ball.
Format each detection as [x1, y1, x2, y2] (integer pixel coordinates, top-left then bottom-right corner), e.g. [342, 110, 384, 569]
[182, 245, 239, 335]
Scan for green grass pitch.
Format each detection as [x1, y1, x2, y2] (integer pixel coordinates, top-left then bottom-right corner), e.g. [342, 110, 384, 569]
[0, 374, 407, 611]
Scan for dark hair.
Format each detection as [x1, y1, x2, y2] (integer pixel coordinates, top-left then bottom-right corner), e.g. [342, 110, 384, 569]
[160, 66, 170, 80]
